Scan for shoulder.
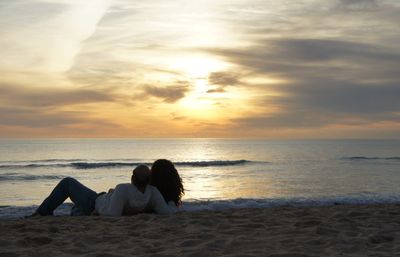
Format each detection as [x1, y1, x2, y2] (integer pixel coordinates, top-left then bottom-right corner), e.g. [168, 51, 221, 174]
[147, 185, 163, 199]
[147, 185, 158, 192]
[115, 183, 131, 188]
[114, 183, 132, 191]
[147, 185, 164, 196]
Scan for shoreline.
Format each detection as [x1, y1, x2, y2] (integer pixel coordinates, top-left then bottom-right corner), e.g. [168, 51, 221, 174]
[3, 196, 400, 220]
[1, 204, 400, 256]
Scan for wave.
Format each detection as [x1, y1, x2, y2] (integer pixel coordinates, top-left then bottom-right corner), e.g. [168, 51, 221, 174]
[0, 173, 64, 182]
[0, 159, 254, 170]
[343, 156, 400, 161]
[30, 159, 83, 163]
[2, 195, 400, 219]
[71, 160, 252, 169]
[176, 160, 251, 167]
[0, 203, 73, 219]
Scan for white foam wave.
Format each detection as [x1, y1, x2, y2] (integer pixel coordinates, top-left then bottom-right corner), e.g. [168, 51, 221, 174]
[3, 195, 400, 219]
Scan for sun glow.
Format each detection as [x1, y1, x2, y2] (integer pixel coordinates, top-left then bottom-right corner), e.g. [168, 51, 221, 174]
[180, 79, 215, 114]
[170, 55, 228, 78]
[167, 56, 230, 114]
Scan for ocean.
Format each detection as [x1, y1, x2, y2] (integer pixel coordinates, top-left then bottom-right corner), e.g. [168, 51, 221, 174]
[1, 139, 399, 218]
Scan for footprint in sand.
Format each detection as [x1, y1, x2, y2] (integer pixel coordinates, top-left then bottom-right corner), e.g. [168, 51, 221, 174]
[180, 239, 202, 247]
[369, 234, 394, 244]
[0, 252, 18, 257]
[267, 254, 316, 257]
[18, 236, 52, 246]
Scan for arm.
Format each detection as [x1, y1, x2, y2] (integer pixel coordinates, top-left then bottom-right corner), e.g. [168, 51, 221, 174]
[100, 185, 125, 216]
[149, 187, 178, 215]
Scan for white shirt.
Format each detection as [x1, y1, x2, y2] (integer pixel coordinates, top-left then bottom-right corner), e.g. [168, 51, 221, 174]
[95, 183, 177, 216]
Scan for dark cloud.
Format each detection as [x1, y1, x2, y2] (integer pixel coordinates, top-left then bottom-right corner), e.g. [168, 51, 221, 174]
[212, 38, 400, 79]
[272, 39, 400, 63]
[208, 72, 239, 86]
[0, 84, 118, 130]
[210, 37, 400, 129]
[207, 72, 239, 93]
[277, 79, 400, 115]
[0, 106, 116, 129]
[338, 0, 379, 10]
[233, 110, 400, 130]
[207, 88, 226, 93]
[231, 0, 400, 50]
[0, 84, 114, 108]
[143, 82, 190, 103]
[233, 112, 332, 129]
[233, 80, 400, 129]
[0, 107, 81, 127]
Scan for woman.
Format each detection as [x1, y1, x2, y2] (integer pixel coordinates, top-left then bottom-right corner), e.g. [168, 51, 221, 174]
[150, 159, 184, 207]
[30, 159, 184, 216]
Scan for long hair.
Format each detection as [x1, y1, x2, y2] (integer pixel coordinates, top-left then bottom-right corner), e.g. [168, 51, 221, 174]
[150, 159, 184, 206]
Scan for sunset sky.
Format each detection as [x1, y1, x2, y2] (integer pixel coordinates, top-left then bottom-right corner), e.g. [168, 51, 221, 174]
[0, 0, 399, 138]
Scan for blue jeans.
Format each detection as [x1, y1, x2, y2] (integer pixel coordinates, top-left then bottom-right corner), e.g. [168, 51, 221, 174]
[36, 177, 98, 216]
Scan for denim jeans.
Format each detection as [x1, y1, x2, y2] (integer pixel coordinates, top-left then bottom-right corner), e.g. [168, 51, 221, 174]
[36, 177, 98, 216]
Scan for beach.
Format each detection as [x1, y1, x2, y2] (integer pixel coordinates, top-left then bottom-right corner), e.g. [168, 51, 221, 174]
[1, 140, 400, 256]
[1, 204, 400, 257]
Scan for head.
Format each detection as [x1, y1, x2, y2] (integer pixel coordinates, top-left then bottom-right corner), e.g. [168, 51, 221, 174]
[131, 164, 151, 189]
[150, 159, 184, 206]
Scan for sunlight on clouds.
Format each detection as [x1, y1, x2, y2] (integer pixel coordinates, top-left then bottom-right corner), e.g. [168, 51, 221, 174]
[242, 76, 287, 86]
[1, 0, 399, 138]
[0, 0, 110, 73]
[164, 55, 242, 116]
[169, 56, 228, 78]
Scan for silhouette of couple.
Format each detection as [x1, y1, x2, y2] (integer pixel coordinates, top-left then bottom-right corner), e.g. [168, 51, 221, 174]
[31, 159, 184, 216]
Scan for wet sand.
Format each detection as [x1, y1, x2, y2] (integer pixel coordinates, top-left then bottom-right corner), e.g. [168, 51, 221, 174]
[1, 204, 400, 257]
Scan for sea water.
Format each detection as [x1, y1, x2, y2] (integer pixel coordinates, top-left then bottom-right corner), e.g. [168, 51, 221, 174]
[0, 139, 399, 218]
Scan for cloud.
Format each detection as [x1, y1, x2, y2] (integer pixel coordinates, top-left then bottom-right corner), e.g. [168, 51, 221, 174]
[212, 38, 400, 78]
[1, 0, 400, 137]
[170, 112, 187, 121]
[0, 107, 84, 128]
[208, 71, 239, 86]
[0, 84, 115, 108]
[276, 79, 400, 115]
[0, 0, 111, 72]
[232, 81, 400, 129]
[206, 88, 226, 93]
[0, 106, 116, 129]
[337, 0, 379, 10]
[272, 39, 399, 63]
[0, 83, 120, 131]
[207, 71, 239, 93]
[142, 83, 190, 103]
[209, 36, 400, 129]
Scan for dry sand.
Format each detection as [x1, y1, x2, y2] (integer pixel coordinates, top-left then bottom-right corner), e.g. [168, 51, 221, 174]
[1, 204, 400, 257]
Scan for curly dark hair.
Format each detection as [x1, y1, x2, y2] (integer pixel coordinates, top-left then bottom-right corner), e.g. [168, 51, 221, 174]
[150, 159, 184, 206]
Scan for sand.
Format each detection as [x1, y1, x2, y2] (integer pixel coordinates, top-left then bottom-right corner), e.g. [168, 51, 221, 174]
[1, 204, 400, 257]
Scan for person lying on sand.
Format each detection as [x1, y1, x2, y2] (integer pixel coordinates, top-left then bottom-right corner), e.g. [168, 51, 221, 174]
[30, 159, 184, 216]
[94, 164, 177, 216]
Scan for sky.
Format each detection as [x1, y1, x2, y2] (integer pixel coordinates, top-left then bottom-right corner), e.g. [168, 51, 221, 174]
[0, 0, 399, 138]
